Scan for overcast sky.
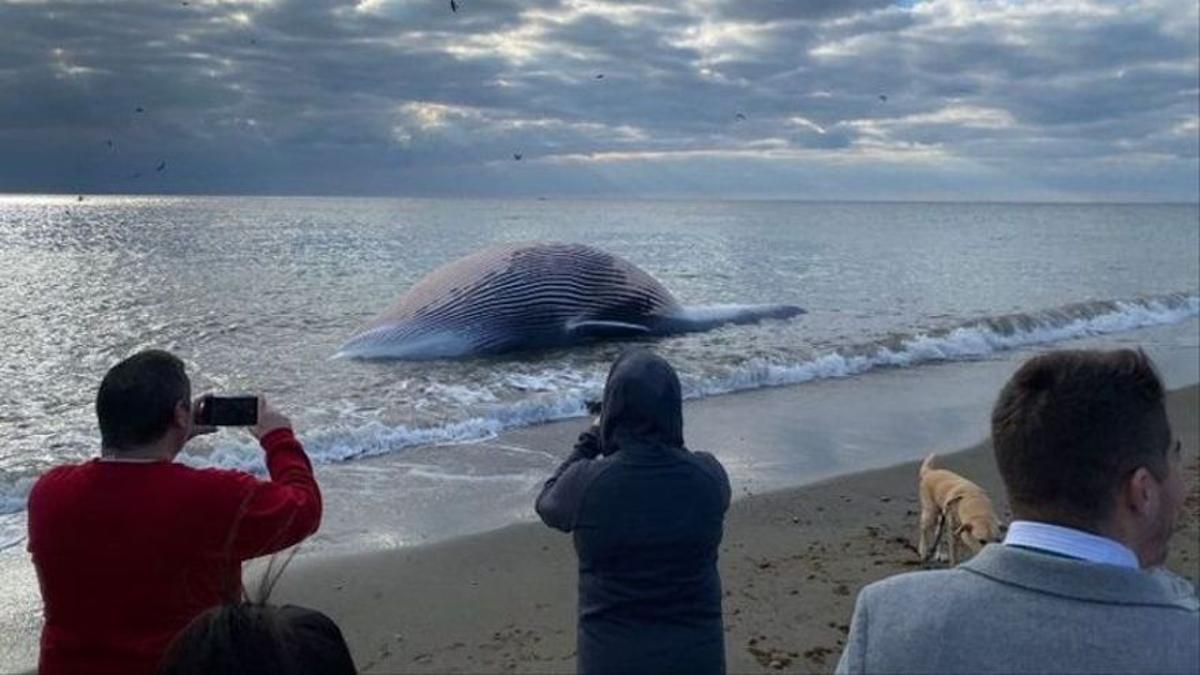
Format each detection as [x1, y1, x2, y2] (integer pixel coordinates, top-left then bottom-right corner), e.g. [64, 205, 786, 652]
[1, 0, 1197, 200]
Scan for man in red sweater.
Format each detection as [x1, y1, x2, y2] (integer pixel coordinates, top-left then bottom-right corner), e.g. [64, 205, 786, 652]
[26, 350, 323, 675]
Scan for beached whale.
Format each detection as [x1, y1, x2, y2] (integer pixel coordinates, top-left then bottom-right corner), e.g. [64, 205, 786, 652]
[336, 242, 804, 360]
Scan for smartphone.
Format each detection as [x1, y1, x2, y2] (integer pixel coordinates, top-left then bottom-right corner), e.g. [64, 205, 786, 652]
[195, 396, 258, 426]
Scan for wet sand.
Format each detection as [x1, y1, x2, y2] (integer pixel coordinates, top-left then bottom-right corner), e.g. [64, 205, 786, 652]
[265, 384, 1199, 674]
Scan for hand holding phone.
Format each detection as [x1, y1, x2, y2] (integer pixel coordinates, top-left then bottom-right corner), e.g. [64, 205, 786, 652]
[195, 395, 259, 427]
[192, 395, 292, 442]
[249, 397, 292, 441]
[188, 397, 218, 440]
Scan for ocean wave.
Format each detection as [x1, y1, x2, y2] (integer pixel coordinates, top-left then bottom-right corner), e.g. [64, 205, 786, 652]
[688, 293, 1200, 396]
[175, 292, 1198, 474]
[1, 292, 1197, 494]
[0, 476, 36, 516]
[171, 381, 608, 475]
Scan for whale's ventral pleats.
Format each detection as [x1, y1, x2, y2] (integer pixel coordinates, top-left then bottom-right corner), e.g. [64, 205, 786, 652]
[336, 242, 803, 360]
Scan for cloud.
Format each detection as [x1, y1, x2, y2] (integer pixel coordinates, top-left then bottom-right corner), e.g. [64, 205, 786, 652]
[0, 0, 1195, 200]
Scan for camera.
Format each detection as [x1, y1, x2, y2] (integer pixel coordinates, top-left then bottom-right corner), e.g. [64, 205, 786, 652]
[585, 399, 602, 427]
[195, 395, 259, 427]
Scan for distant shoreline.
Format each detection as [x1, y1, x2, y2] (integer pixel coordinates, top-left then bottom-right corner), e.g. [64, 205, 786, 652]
[2, 192, 1198, 206]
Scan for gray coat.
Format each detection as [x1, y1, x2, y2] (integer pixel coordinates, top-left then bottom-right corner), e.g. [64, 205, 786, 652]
[836, 544, 1199, 674]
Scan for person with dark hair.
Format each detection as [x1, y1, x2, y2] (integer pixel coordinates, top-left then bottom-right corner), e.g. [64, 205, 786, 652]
[27, 350, 323, 675]
[837, 349, 1198, 674]
[160, 602, 355, 675]
[536, 349, 731, 675]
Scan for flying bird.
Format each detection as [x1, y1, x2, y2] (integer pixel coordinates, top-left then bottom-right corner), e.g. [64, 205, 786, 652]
[878, 94, 888, 102]
[134, 106, 144, 113]
[105, 139, 113, 149]
[155, 161, 167, 172]
[450, 0, 458, 12]
[513, 153, 523, 161]
[595, 73, 604, 79]
[734, 112, 746, 121]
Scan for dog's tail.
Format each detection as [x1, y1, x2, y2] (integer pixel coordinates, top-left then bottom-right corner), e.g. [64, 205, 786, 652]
[920, 452, 938, 476]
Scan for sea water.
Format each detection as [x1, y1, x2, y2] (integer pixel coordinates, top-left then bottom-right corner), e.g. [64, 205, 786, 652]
[0, 196, 1197, 553]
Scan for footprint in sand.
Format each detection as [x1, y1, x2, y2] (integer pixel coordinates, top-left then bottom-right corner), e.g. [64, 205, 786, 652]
[804, 645, 836, 665]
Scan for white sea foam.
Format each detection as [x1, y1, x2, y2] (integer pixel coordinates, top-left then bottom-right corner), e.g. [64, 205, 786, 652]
[175, 383, 606, 474]
[423, 382, 499, 406]
[687, 294, 1199, 397]
[0, 476, 36, 516]
[405, 467, 536, 483]
[2, 293, 1197, 498]
[0, 534, 26, 553]
[177, 293, 1198, 474]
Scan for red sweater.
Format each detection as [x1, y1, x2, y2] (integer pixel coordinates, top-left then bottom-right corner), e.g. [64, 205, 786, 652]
[27, 428, 322, 675]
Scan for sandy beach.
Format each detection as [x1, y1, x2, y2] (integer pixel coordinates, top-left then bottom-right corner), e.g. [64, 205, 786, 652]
[263, 384, 1199, 674]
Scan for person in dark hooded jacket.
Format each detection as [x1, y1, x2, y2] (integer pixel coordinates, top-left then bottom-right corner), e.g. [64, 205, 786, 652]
[536, 349, 731, 675]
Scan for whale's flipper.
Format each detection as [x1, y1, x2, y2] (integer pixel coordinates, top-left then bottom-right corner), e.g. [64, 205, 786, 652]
[334, 322, 474, 360]
[664, 304, 806, 333]
[567, 319, 653, 338]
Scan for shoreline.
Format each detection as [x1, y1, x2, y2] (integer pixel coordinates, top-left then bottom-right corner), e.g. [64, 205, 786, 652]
[265, 385, 1199, 674]
[0, 358, 1195, 674]
[310, 318, 1200, 555]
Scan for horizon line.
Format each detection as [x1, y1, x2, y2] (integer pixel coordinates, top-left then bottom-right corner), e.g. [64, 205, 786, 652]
[2, 191, 1198, 207]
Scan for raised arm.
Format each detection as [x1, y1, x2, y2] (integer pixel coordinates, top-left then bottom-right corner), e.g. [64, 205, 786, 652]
[226, 427, 322, 559]
[224, 398, 322, 560]
[535, 426, 602, 532]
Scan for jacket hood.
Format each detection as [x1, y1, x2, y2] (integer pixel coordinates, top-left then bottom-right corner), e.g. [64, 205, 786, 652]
[599, 349, 684, 455]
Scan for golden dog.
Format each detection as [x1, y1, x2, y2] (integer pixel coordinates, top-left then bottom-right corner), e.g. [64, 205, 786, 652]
[918, 453, 1004, 564]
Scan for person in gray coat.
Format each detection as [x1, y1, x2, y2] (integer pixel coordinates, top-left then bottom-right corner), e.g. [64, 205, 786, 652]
[536, 349, 731, 675]
[837, 349, 1198, 674]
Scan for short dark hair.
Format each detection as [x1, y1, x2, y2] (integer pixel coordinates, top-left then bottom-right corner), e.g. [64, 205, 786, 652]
[96, 350, 191, 450]
[991, 349, 1171, 528]
[160, 603, 356, 675]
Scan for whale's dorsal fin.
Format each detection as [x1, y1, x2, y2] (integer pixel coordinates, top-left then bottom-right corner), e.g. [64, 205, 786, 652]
[566, 319, 652, 338]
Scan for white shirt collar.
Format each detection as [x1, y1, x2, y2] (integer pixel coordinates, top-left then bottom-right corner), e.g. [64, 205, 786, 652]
[1004, 520, 1140, 569]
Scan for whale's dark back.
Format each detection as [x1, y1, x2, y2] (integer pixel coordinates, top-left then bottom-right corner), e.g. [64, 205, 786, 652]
[346, 242, 681, 356]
